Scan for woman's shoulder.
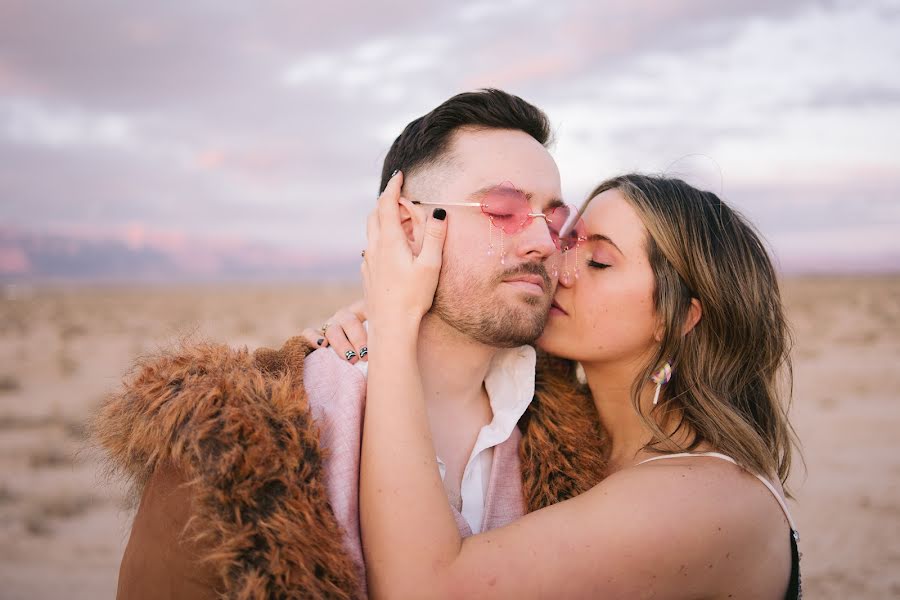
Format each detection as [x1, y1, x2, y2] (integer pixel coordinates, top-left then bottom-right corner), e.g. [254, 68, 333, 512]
[576, 452, 792, 594]
[596, 452, 788, 534]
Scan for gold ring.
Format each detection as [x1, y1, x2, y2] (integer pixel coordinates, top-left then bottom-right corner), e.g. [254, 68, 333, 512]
[321, 322, 331, 334]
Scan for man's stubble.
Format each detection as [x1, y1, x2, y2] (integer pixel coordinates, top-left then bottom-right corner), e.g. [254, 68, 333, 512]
[430, 258, 552, 348]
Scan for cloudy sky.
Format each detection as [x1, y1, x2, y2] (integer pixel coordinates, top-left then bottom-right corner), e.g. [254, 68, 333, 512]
[1, 0, 898, 276]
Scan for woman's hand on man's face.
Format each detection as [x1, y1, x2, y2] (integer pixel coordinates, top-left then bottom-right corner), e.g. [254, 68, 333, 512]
[362, 170, 447, 338]
[298, 169, 447, 362]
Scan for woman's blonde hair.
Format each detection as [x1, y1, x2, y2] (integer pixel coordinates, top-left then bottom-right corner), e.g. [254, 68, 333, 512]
[584, 174, 800, 488]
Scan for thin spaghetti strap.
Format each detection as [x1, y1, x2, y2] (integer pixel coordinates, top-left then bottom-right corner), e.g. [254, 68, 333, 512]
[635, 452, 798, 535]
[636, 451, 738, 467]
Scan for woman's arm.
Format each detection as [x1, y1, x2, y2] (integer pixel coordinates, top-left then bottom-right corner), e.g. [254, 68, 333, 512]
[358, 171, 463, 596]
[358, 174, 785, 599]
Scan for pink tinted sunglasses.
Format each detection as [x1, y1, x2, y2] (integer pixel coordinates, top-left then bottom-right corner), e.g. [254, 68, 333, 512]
[411, 182, 587, 251]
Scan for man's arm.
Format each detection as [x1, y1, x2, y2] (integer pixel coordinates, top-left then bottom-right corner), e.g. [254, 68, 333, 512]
[117, 464, 219, 599]
[95, 337, 361, 599]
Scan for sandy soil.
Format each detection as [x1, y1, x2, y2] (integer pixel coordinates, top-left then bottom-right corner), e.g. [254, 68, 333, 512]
[0, 277, 898, 599]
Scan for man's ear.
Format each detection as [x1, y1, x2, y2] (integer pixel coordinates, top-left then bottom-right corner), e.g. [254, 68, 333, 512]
[398, 197, 425, 255]
[682, 297, 702, 336]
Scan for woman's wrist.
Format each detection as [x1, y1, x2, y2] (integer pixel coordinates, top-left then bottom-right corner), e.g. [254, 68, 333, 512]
[367, 312, 422, 346]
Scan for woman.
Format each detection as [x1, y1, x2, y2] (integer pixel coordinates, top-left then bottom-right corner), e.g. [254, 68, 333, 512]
[315, 172, 801, 598]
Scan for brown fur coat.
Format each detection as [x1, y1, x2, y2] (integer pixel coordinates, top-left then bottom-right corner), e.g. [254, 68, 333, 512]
[94, 336, 606, 599]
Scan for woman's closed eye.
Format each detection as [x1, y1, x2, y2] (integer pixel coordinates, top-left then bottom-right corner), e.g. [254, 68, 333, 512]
[587, 259, 611, 269]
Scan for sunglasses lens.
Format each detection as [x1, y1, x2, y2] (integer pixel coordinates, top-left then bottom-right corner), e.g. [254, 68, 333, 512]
[553, 207, 586, 251]
[545, 205, 584, 250]
[480, 184, 585, 249]
[481, 187, 531, 234]
[545, 205, 570, 237]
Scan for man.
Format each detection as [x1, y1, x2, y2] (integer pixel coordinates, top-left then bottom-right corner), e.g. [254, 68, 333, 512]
[95, 89, 606, 599]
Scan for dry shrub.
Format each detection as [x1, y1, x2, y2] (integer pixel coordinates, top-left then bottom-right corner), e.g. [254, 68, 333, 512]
[23, 493, 95, 537]
[59, 322, 88, 340]
[0, 413, 45, 430]
[0, 413, 83, 435]
[24, 513, 52, 536]
[29, 444, 75, 469]
[235, 318, 257, 335]
[0, 374, 21, 393]
[57, 349, 79, 377]
[64, 418, 88, 441]
[0, 483, 19, 504]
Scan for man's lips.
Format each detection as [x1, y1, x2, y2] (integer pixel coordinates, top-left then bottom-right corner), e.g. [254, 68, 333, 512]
[503, 274, 546, 294]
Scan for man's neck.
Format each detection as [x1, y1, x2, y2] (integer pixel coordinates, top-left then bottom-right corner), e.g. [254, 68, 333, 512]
[417, 314, 496, 413]
[416, 314, 497, 482]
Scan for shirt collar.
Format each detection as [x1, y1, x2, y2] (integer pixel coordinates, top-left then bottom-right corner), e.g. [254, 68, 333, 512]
[483, 344, 536, 430]
[354, 343, 536, 431]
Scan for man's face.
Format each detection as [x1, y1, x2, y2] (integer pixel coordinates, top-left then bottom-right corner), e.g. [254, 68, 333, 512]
[405, 127, 563, 347]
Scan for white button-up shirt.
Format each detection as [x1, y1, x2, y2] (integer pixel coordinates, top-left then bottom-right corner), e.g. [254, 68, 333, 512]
[354, 344, 536, 533]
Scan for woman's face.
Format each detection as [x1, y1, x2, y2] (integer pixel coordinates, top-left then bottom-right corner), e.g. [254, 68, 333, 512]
[537, 188, 659, 366]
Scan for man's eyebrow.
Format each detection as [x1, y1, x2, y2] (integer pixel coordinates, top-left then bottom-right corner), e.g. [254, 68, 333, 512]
[469, 184, 565, 209]
[587, 233, 624, 255]
[468, 184, 504, 199]
[544, 197, 565, 210]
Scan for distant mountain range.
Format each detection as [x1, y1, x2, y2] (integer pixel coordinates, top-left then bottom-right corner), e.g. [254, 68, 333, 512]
[1, 226, 896, 283]
[0, 227, 359, 282]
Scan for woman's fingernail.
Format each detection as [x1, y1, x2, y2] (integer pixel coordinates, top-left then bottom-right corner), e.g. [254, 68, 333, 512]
[316, 338, 324, 346]
[345, 350, 357, 361]
[433, 208, 446, 220]
[359, 346, 368, 358]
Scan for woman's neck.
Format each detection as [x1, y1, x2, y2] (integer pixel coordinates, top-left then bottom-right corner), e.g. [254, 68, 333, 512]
[582, 357, 693, 474]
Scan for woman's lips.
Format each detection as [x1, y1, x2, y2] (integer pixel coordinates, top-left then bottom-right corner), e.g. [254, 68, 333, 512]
[549, 299, 568, 316]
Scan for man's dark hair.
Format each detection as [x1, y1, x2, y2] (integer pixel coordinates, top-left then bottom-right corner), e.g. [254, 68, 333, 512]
[379, 88, 552, 192]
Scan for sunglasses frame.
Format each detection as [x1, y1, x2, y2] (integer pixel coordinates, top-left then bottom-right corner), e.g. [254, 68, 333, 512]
[410, 198, 585, 251]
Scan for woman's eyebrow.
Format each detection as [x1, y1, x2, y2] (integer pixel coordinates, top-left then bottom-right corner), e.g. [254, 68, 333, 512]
[587, 233, 624, 255]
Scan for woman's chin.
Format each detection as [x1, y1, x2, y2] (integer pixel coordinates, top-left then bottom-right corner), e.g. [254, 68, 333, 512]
[536, 324, 573, 358]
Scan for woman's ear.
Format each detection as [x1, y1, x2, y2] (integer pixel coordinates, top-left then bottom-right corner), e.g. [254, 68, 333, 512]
[398, 197, 425, 255]
[682, 298, 702, 336]
[653, 298, 702, 343]
[653, 318, 665, 343]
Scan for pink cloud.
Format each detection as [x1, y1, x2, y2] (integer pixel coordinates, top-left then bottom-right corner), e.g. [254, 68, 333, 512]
[195, 148, 227, 170]
[193, 145, 297, 182]
[0, 245, 30, 274]
[465, 54, 571, 90]
[0, 57, 44, 95]
[47, 222, 315, 273]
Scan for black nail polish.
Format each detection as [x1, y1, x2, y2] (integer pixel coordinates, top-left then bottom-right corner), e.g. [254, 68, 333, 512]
[433, 208, 446, 220]
[316, 338, 324, 346]
[359, 347, 368, 358]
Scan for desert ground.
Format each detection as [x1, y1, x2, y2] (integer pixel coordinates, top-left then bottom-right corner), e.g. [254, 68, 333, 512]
[0, 276, 898, 599]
